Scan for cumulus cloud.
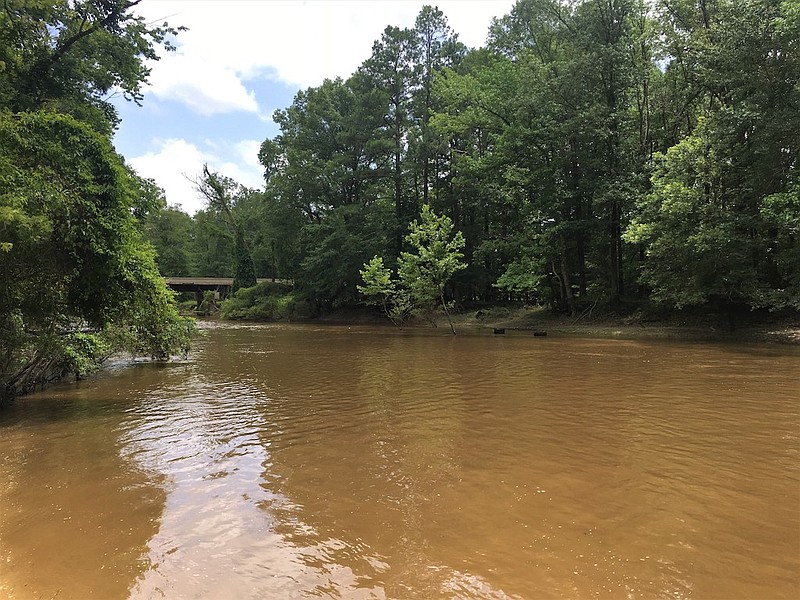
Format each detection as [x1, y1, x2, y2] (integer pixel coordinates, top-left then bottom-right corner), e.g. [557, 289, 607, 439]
[122, 1, 513, 212]
[146, 51, 259, 115]
[135, 0, 512, 113]
[235, 140, 263, 170]
[129, 138, 265, 214]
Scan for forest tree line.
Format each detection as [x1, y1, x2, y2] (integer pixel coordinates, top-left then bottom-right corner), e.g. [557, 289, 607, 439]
[147, 0, 799, 317]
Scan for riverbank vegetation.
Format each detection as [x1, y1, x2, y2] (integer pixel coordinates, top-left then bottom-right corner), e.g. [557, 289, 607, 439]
[143, 0, 798, 329]
[359, 204, 466, 332]
[2, 1, 798, 405]
[0, 1, 193, 405]
[220, 282, 313, 321]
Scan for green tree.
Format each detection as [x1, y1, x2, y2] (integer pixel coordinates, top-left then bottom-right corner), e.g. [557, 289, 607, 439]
[238, 186, 305, 281]
[142, 199, 195, 276]
[196, 165, 257, 292]
[430, 49, 522, 303]
[360, 205, 465, 333]
[625, 0, 800, 312]
[432, 0, 658, 311]
[251, 0, 798, 320]
[0, 0, 182, 133]
[190, 209, 235, 277]
[357, 256, 405, 325]
[0, 0, 193, 405]
[298, 203, 393, 309]
[259, 74, 394, 308]
[411, 6, 465, 209]
[361, 25, 419, 256]
[0, 112, 192, 403]
[399, 204, 466, 333]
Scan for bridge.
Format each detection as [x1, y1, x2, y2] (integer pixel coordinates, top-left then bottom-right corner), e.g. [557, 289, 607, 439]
[164, 277, 278, 303]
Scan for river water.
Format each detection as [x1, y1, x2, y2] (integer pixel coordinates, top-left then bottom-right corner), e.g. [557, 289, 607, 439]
[1, 322, 798, 599]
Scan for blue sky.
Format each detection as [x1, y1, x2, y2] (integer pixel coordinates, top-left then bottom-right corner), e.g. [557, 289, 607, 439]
[112, 1, 515, 215]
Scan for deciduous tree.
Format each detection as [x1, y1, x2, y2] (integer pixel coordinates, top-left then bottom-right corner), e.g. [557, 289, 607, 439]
[360, 205, 465, 333]
[0, 112, 192, 403]
[196, 165, 257, 292]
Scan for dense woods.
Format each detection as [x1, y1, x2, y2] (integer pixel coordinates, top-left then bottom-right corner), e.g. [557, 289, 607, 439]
[1, 0, 798, 399]
[146, 0, 799, 318]
[0, 0, 192, 403]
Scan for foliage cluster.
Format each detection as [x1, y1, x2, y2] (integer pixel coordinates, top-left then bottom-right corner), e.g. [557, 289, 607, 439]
[197, 291, 219, 316]
[143, 0, 798, 321]
[219, 282, 312, 321]
[359, 205, 466, 332]
[0, 1, 192, 404]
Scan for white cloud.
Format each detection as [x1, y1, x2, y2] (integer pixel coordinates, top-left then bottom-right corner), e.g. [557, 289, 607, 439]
[129, 138, 264, 214]
[135, 0, 513, 114]
[147, 50, 259, 115]
[123, 1, 514, 210]
[235, 140, 263, 170]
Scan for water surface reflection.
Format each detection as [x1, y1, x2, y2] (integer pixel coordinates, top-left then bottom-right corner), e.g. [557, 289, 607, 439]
[0, 323, 797, 599]
[0, 369, 168, 599]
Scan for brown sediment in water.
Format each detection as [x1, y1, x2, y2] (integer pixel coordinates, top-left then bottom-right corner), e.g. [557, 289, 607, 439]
[1, 323, 798, 599]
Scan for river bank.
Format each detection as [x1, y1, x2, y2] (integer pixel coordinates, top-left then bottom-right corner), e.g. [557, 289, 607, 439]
[187, 280, 800, 345]
[316, 304, 800, 345]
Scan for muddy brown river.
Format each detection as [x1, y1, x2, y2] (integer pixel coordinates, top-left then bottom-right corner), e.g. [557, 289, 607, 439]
[1, 322, 798, 599]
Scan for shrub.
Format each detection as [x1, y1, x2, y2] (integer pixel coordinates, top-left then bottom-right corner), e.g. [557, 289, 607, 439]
[220, 282, 311, 321]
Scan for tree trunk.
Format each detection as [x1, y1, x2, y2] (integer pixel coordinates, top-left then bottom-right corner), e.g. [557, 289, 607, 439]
[609, 199, 624, 298]
[440, 292, 456, 335]
[559, 236, 576, 317]
[394, 109, 404, 256]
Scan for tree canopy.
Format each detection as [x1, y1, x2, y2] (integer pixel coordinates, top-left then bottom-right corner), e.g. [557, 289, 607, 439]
[0, 0, 191, 404]
[140, 1, 798, 321]
[0, 0, 181, 133]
